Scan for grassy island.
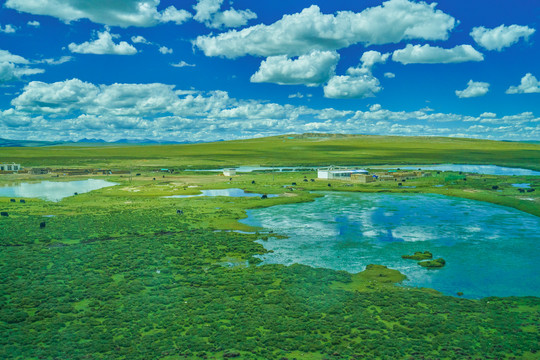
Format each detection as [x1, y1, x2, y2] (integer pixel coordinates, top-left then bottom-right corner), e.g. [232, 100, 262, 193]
[402, 251, 433, 260]
[418, 258, 447, 268]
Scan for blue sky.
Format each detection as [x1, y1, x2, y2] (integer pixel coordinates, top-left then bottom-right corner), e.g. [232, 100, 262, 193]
[0, 0, 538, 142]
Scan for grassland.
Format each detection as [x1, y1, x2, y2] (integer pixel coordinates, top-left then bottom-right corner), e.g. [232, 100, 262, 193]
[1, 134, 539, 359]
[1, 133, 540, 170]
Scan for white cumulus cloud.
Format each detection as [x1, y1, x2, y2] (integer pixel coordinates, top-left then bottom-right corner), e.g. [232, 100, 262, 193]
[194, 0, 456, 58]
[0, 24, 16, 33]
[0, 62, 18, 83]
[159, 46, 173, 54]
[324, 74, 381, 99]
[470, 24, 536, 51]
[193, 0, 256, 29]
[68, 31, 137, 55]
[171, 61, 195, 68]
[250, 51, 340, 86]
[392, 44, 484, 64]
[27, 20, 40, 27]
[506, 73, 540, 94]
[5, 0, 192, 27]
[384, 72, 396, 78]
[455, 80, 490, 98]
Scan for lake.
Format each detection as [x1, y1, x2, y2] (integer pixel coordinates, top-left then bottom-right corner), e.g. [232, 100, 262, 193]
[164, 188, 278, 198]
[0, 179, 118, 202]
[241, 192, 540, 299]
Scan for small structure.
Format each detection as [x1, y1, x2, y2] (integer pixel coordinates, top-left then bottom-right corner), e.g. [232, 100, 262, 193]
[0, 163, 21, 172]
[351, 174, 375, 183]
[31, 168, 50, 175]
[223, 168, 236, 176]
[317, 166, 368, 180]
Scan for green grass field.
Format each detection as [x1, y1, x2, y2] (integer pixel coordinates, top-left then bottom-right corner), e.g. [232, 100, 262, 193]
[1, 134, 539, 359]
[2, 133, 540, 170]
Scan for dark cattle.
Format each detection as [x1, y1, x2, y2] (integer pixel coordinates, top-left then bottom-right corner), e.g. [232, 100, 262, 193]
[303, 179, 308, 182]
[463, 178, 467, 181]
[527, 188, 535, 193]
[310, 179, 314, 182]
[163, 175, 165, 178]
[398, 183, 402, 186]
[251, 180, 256, 184]
[136, 173, 141, 176]
[518, 189, 525, 193]
[402, 179, 406, 182]
[328, 183, 331, 187]
[437, 171, 440, 174]
[492, 185, 499, 190]
[304, 176, 307, 178]
[40, 222, 46, 229]
[74, 192, 78, 195]
[10, 199, 15, 202]
[153, 178, 156, 181]
[176, 209, 184, 215]
[261, 194, 268, 199]
[229, 178, 232, 181]
[1, 212, 8, 217]
[292, 182, 297, 186]
[20, 199, 25, 203]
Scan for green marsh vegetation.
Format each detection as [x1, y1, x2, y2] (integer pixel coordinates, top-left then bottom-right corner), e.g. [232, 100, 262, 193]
[1, 135, 539, 359]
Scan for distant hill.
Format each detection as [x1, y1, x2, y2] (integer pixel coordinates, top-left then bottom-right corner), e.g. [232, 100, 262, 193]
[0, 138, 63, 147]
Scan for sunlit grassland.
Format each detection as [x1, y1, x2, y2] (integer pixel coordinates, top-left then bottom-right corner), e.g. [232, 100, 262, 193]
[2, 133, 540, 170]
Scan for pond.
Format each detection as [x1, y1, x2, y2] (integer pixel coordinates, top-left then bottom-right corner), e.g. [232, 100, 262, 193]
[164, 188, 278, 198]
[241, 192, 540, 299]
[0, 179, 118, 202]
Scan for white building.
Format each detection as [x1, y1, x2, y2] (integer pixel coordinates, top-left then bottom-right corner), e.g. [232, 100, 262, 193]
[317, 166, 368, 180]
[223, 168, 236, 176]
[0, 163, 20, 172]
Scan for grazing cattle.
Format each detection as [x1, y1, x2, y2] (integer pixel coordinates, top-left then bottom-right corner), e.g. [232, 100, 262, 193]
[310, 179, 314, 182]
[518, 189, 525, 193]
[261, 194, 268, 199]
[20, 199, 25, 203]
[229, 178, 232, 181]
[153, 178, 156, 181]
[40, 222, 46, 229]
[463, 178, 467, 181]
[292, 182, 297, 186]
[1, 212, 8, 217]
[10, 199, 15, 202]
[176, 209, 184, 215]
[303, 179, 308, 182]
[492, 185, 499, 190]
[527, 188, 535, 193]
[328, 183, 331, 187]
[398, 183, 402, 186]
[74, 192, 78, 195]
[251, 180, 256, 184]
[136, 173, 141, 176]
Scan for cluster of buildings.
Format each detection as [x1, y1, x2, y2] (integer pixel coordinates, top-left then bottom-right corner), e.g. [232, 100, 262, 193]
[317, 166, 429, 183]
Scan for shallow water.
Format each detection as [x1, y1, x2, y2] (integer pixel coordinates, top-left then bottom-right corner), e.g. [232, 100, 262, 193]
[241, 192, 540, 299]
[0, 179, 118, 202]
[165, 188, 278, 198]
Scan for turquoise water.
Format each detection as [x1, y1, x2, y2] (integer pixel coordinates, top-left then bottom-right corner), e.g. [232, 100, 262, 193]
[241, 192, 540, 299]
[0, 179, 117, 202]
[165, 188, 278, 198]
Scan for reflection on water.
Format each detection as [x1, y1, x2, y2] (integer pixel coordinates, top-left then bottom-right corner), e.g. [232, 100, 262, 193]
[241, 192, 540, 299]
[165, 188, 278, 198]
[0, 179, 118, 202]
